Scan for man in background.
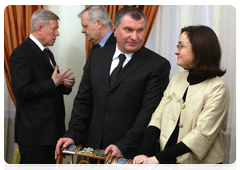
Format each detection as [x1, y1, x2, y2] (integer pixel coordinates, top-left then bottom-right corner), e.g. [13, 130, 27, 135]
[10, 9, 75, 164]
[78, 5, 116, 49]
[55, 6, 170, 160]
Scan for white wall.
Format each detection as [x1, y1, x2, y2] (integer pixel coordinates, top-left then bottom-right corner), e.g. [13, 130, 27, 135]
[44, 5, 86, 127]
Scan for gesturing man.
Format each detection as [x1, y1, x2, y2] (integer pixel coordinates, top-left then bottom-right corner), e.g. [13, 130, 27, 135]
[10, 9, 75, 164]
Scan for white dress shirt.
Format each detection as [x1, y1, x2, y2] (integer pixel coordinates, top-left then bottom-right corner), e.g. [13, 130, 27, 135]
[29, 34, 54, 68]
[109, 45, 133, 75]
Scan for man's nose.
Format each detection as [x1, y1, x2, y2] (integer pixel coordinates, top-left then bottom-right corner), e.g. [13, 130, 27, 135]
[81, 28, 86, 33]
[130, 31, 137, 40]
[55, 30, 60, 36]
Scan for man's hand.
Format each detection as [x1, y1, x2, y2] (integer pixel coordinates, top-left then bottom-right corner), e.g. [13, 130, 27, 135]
[55, 137, 75, 159]
[104, 144, 124, 158]
[63, 75, 75, 89]
[51, 65, 73, 87]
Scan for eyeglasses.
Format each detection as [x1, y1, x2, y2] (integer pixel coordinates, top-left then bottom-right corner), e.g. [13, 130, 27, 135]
[176, 44, 191, 50]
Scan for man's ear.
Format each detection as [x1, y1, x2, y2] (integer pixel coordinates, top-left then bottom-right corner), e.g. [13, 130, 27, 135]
[112, 24, 117, 37]
[97, 19, 103, 29]
[36, 24, 43, 35]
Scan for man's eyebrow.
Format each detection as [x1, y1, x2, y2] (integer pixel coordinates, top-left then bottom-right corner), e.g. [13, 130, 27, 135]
[123, 26, 132, 29]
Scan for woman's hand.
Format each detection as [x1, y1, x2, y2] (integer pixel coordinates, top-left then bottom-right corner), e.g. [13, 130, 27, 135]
[133, 155, 159, 170]
[133, 155, 148, 164]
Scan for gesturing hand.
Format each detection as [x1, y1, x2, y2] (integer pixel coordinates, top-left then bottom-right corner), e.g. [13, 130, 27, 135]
[63, 75, 75, 89]
[51, 65, 73, 87]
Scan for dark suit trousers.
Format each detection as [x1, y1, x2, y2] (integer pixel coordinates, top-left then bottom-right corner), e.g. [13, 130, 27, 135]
[19, 145, 55, 164]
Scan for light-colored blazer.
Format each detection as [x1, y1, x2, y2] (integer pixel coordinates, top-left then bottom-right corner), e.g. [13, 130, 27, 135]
[149, 71, 230, 164]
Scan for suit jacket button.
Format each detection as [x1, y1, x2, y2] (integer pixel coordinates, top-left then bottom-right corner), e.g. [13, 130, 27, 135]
[105, 112, 109, 116]
[100, 130, 103, 134]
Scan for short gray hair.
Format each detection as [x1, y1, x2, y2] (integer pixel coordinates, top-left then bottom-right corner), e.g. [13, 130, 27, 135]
[78, 5, 112, 27]
[31, 9, 59, 32]
[114, 6, 147, 28]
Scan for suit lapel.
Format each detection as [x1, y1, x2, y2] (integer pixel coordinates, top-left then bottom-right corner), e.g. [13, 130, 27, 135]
[110, 46, 146, 90]
[48, 49, 57, 67]
[100, 45, 116, 89]
[104, 32, 116, 46]
[27, 38, 54, 70]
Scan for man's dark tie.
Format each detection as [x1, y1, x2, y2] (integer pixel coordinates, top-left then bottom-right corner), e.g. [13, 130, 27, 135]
[109, 54, 126, 88]
[43, 48, 50, 60]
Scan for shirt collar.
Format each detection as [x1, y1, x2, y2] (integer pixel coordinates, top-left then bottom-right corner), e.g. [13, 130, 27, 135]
[113, 44, 134, 61]
[99, 29, 113, 47]
[29, 34, 46, 51]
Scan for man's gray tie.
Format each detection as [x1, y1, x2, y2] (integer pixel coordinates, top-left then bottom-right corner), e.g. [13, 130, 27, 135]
[109, 54, 126, 88]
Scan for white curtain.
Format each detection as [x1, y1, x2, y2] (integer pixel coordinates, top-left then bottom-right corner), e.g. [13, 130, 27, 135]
[146, 5, 236, 164]
[4, 76, 17, 163]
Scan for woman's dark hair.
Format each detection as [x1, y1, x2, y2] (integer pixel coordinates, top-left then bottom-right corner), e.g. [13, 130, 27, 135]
[181, 25, 226, 78]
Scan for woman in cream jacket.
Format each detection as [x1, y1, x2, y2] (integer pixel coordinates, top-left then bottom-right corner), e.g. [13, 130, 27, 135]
[133, 25, 230, 164]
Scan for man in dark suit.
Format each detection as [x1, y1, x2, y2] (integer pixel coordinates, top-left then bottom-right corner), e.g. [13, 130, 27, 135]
[55, 6, 170, 160]
[78, 5, 116, 49]
[9, 9, 75, 164]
